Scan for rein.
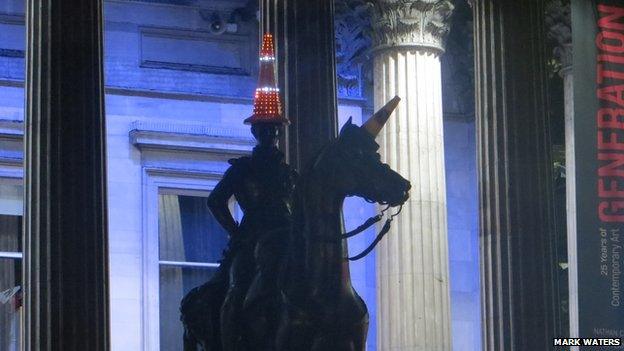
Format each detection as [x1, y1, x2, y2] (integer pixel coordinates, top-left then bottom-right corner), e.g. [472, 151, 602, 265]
[347, 205, 402, 261]
[305, 141, 406, 261]
[310, 204, 403, 261]
[341, 212, 384, 239]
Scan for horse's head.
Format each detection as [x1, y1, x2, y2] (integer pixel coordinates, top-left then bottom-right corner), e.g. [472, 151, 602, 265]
[331, 97, 410, 207]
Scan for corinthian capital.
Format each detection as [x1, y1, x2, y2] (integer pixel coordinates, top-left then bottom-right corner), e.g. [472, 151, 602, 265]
[367, 0, 454, 53]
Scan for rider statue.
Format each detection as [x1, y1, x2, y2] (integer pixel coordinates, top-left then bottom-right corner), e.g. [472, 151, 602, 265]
[206, 33, 296, 351]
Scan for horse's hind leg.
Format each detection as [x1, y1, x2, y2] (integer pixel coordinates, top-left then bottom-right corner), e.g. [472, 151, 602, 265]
[183, 329, 198, 351]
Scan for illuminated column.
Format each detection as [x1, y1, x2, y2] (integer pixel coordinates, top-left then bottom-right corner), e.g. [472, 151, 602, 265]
[562, 45, 577, 340]
[547, 1, 577, 339]
[369, 1, 453, 350]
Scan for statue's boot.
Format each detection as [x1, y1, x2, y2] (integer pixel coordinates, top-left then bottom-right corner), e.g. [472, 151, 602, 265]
[221, 246, 254, 351]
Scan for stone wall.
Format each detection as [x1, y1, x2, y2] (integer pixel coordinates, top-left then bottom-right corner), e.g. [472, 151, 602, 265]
[443, 116, 480, 351]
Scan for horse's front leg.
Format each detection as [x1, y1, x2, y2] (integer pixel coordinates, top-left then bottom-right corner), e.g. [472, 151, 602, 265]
[350, 312, 369, 351]
[349, 291, 369, 351]
[311, 291, 369, 351]
[275, 301, 315, 351]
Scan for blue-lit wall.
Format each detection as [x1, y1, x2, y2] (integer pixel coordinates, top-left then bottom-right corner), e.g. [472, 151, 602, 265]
[444, 117, 481, 351]
[0, 1, 379, 350]
[0, 0, 480, 350]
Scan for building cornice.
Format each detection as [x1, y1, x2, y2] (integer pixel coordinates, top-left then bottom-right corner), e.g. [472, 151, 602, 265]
[129, 120, 254, 157]
[0, 119, 256, 165]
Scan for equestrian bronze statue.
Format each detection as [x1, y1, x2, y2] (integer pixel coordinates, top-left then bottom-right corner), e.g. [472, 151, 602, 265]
[180, 33, 410, 351]
[180, 96, 409, 351]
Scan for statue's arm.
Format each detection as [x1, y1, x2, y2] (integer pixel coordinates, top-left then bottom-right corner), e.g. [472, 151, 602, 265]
[207, 166, 239, 238]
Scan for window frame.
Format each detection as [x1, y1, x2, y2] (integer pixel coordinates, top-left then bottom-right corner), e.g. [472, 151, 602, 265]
[0, 167, 24, 351]
[142, 167, 225, 351]
[0, 174, 23, 261]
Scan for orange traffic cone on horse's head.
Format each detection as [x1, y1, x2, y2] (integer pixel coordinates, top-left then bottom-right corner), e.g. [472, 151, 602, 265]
[362, 96, 401, 137]
[244, 33, 289, 125]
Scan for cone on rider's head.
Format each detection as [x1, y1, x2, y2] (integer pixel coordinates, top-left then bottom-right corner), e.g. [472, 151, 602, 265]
[244, 33, 290, 125]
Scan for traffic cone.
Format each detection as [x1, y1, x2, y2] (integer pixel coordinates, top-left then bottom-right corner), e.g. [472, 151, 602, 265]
[244, 33, 289, 125]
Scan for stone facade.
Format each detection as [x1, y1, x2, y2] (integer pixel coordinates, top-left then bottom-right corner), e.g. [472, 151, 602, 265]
[0, 0, 480, 350]
[0, 0, 373, 349]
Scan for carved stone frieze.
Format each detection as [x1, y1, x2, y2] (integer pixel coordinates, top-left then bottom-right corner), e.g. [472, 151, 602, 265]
[441, 0, 474, 116]
[335, 0, 371, 98]
[367, 0, 454, 53]
[545, 0, 572, 73]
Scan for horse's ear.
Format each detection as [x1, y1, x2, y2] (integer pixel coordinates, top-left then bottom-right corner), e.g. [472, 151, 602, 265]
[339, 116, 354, 134]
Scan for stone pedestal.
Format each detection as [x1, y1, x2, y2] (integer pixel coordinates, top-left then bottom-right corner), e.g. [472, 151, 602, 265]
[369, 1, 453, 350]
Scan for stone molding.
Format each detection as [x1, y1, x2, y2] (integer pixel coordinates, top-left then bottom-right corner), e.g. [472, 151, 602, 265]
[0, 118, 256, 169]
[139, 26, 254, 76]
[0, 119, 23, 165]
[0, 119, 23, 138]
[129, 120, 254, 156]
[144, 166, 223, 180]
[367, 0, 454, 54]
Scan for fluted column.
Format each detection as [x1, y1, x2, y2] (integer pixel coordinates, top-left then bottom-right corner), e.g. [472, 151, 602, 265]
[474, 1, 558, 350]
[369, 1, 453, 350]
[279, 0, 339, 169]
[24, 0, 109, 349]
[546, 2, 576, 337]
[545, 0, 578, 337]
[562, 48, 577, 340]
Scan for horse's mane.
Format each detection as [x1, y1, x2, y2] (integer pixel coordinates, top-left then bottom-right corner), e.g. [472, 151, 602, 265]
[279, 142, 335, 293]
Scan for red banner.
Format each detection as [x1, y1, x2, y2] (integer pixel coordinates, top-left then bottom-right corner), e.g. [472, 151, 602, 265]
[574, 0, 624, 345]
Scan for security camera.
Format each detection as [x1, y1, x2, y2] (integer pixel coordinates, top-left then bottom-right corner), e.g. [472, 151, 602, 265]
[200, 11, 238, 35]
[208, 12, 227, 35]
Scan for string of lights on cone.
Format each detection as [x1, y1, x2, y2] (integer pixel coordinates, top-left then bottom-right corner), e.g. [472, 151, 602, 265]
[244, 33, 289, 125]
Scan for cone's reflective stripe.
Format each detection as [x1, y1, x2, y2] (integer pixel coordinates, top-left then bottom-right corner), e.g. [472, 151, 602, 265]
[245, 32, 289, 125]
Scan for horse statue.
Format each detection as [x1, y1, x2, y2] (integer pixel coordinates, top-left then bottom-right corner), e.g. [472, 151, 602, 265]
[276, 97, 410, 351]
[180, 96, 410, 351]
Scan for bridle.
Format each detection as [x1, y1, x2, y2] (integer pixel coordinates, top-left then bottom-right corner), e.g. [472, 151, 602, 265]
[310, 202, 403, 261]
[308, 139, 407, 260]
[345, 204, 403, 261]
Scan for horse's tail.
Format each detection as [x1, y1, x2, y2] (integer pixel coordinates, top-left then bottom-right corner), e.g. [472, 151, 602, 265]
[180, 267, 229, 351]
